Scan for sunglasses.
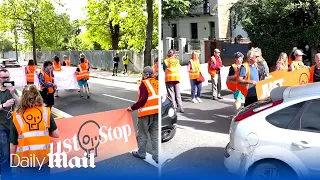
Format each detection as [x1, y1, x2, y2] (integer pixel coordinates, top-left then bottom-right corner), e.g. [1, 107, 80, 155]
[0, 76, 9, 79]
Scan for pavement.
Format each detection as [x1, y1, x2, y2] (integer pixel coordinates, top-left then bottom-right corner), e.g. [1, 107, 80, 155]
[161, 85, 239, 179]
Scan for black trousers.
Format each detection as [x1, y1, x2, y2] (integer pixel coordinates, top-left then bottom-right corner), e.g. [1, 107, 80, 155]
[113, 63, 118, 75]
[244, 96, 258, 107]
[40, 88, 54, 107]
[124, 64, 128, 73]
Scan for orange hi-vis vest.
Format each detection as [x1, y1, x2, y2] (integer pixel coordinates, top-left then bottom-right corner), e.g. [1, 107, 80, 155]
[208, 56, 220, 77]
[153, 64, 158, 75]
[309, 65, 317, 82]
[76, 63, 90, 81]
[53, 61, 61, 71]
[292, 61, 305, 70]
[189, 59, 200, 80]
[164, 58, 181, 82]
[64, 60, 71, 66]
[84, 59, 89, 66]
[40, 70, 54, 93]
[226, 64, 240, 92]
[137, 78, 159, 118]
[26, 65, 36, 83]
[11, 106, 51, 167]
[237, 62, 252, 97]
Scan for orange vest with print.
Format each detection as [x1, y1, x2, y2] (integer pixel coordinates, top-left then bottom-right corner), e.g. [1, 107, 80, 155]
[76, 63, 90, 81]
[237, 62, 252, 97]
[164, 58, 181, 82]
[11, 106, 51, 167]
[226, 64, 239, 92]
[40, 70, 54, 93]
[53, 61, 61, 71]
[64, 60, 71, 66]
[208, 56, 220, 77]
[137, 78, 159, 118]
[309, 65, 316, 83]
[189, 59, 200, 80]
[26, 65, 36, 83]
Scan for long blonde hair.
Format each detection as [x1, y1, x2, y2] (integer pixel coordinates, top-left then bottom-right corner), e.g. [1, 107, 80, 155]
[16, 85, 43, 113]
[276, 52, 288, 70]
[191, 51, 198, 60]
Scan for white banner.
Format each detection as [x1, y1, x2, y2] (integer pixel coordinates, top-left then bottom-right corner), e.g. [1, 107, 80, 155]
[34, 69, 78, 90]
[61, 66, 77, 72]
[8, 68, 27, 87]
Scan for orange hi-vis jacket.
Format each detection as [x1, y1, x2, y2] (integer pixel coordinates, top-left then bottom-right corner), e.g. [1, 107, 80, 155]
[53, 61, 61, 71]
[309, 65, 317, 82]
[64, 60, 71, 66]
[189, 59, 200, 80]
[40, 70, 54, 93]
[84, 59, 89, 66]
[26, 65, 36, 83]
[164, 58, 181, 82]
[76, 63, 90, 81]
[137, 78, 159, 118]
[237, 62, 253, 97]
[208, 56, 221, 77]
[153, 63, 158, 75]
[11, 106, 51, 167]
[226, 64, 240, 92]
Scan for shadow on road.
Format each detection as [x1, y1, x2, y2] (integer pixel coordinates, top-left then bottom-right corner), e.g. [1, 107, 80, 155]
[181, 90, 233, 101]
[161, 147, 237, 180]
[177, 106, 233, 134]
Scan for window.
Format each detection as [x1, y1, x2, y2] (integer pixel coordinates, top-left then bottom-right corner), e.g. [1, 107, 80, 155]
[300, 100, 320, 132]
[171, 24, 177, 38]
[190, 23, 198, 39]
[265, 102, 304, 129]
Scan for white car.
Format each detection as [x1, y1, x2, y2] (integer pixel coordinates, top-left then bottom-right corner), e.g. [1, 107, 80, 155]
[224, 82, 320, 180]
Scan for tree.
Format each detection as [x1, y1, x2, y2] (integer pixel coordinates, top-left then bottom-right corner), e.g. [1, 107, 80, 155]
[144, 0, 154, 66]
[230, 0, 320, 66]
[162, 0, 202, 22]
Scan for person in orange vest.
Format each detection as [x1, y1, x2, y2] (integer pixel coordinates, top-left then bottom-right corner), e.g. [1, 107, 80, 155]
[208, 48, 224, 100]
[188, 51, 203, 103]
[289, 49, 309, 71]
[79, 54, 90, 92]
[127, 66, 158, 164]
[275, 52, 289, 71]
[25, 59, 36, 85]
[309, 53, 320, 83]
[227, 52, 245, 113]
[62, 55, 71, 66]
[153, 57, 158, 79]
[39, 61, 57, 109]
[163, 49, 184, 113]
[76, 57, 90, 98]
[9, 84, 59, 177]
[52, 56, 61, 97]
[237, 49, 260, 107]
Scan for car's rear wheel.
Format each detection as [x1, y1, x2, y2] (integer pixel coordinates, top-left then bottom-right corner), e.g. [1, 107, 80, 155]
[247, 160, 299, 180]
[161, 127, 176, 143]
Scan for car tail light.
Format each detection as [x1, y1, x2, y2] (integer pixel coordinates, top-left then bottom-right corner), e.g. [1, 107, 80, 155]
[234, 100, 283, 121]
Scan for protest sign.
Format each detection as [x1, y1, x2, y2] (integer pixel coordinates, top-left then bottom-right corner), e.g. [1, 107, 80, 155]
[50, 109, 138, 173]
[256, 68, 310, 100]
[34, 69, 78, 90]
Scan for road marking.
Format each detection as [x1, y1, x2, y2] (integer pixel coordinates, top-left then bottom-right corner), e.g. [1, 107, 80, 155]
[51, 111, 64, 119]
[102, 94, 135, 103]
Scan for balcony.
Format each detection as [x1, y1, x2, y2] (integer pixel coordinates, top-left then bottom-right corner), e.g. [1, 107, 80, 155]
[186, 4, 216, 17]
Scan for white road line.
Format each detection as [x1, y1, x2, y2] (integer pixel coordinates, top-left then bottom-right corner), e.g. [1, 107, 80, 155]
[103, 94, 136, 103]
[51, 107, 73, 118]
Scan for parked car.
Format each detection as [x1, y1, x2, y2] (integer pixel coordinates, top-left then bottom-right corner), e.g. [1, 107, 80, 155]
[0, 59, 21, 68]
[161, 95, 177, 143]
[224, 83, 320, 180]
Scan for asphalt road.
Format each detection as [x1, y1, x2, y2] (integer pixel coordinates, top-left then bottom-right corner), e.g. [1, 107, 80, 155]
[161, 84, 239, 179]
[51, 78, 158, 178]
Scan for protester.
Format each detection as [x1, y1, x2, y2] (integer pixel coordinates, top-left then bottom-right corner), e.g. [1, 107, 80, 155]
[62, 55, 71, 66]
[163, 49, 184, 113]
[127, 66, 158, 164]
[113, 53, 120, 76]
[39, 61, 57, 109]
[208, 48, 223, 100]
[275, 52, 289, 71]
[227, 52, 245, 114]
[237, 49, 259, 107]
[288, 47, 298, 69]
[76, 57, 90, 98]
[25, 59, 36, 85]
[188, 51, 203, 103]
[290, 49, 309, 71]
[309, 53, 320, 83]
[52, 56, 61, 97]
[10, 84, 59, 178]
[153, 57, 158, 79]
[79, 54, 90, 92]
[255, 47, 269, 80]
[122, 53, 129, 74]
[0, 68, 20, 179]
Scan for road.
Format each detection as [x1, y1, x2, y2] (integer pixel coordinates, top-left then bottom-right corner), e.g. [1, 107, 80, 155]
[48, 78, 159, 178]
[161, 85, 239, 180]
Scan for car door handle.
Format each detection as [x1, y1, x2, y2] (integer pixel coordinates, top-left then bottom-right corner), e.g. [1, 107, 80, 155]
[292, 141, 311, 149]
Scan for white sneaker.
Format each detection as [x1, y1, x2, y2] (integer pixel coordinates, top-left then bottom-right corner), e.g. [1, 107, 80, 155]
[191, 98, 198, 103]
[196, 97, 202, 103]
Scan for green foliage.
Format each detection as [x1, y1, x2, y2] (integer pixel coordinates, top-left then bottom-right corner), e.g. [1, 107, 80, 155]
[230, 0, 320, 66]
[162, 0, 202, 22]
